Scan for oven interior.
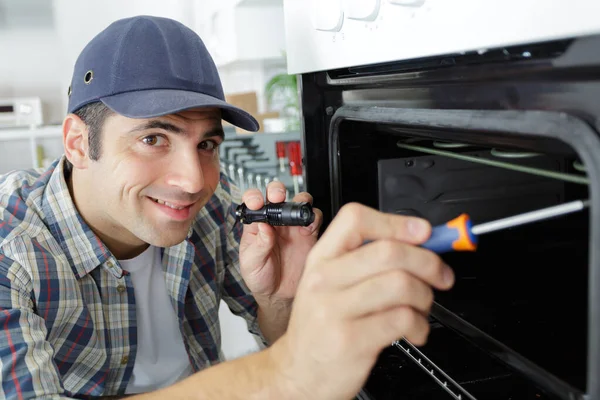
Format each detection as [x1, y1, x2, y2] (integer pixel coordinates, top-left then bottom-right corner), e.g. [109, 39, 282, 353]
[332, 120, 590, 399]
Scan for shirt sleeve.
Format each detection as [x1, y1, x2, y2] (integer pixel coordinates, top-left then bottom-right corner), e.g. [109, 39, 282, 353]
[0, 253, 74, 400]
[218, 178, 268, 347]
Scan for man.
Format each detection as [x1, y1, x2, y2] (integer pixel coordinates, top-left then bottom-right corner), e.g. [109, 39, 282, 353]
[0, 15, 454, 400]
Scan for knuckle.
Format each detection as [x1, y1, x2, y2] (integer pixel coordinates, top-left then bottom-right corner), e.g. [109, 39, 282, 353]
[396, 308, 430, 345]
[410, 322, 431, 346]
[338, 202, 364, 227]
[396, 306, 417, 328]
[299, 192, 313, 202]
[384, 307, 410, 340]
[424, 287, 434, 310]
[304, 269, 326, 292]
[423, 251, 445, 280]
[389, 269, 410, 294]
[418, 320, 431, 345]
[418, 287, 434, 316]
[375, 240, 401, 263]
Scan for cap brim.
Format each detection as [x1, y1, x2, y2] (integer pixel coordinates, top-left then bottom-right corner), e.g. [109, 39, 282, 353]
[99, 89, 259, 132]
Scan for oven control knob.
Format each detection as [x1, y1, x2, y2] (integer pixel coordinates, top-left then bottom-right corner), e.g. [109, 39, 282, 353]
[312, 0, 345, 32]
[343, 0, 381, 21]
[388, 0, 426, 6]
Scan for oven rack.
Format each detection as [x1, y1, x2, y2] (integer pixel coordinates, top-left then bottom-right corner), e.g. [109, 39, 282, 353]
[395, 142, 588, 185]
[393, 338, 478, 400]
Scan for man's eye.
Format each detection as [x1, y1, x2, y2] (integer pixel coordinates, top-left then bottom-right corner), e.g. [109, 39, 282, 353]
[142, 135, 164, 146]
[199, 140, 218, 151]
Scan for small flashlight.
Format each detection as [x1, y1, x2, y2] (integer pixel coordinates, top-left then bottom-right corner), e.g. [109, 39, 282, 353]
[235, 201, 315, 227]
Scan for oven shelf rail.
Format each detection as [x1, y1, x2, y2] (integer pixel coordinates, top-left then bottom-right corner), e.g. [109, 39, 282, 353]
[396, 142, 588, 185]
[393, 338, 478, 400]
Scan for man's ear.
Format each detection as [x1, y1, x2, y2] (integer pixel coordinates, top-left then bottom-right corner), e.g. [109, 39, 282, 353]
[63, 113, 89, 169]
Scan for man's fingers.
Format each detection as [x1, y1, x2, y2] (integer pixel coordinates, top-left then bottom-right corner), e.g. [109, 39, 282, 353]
[300, 207, 322, 236]
[240, 222, 276, 265]
[313, 240, 453, 291]
[240, 188, 264, 236]
[242, 188, 265, 210]
[243, 183, 313, 211]
[336, 269, 434, 317]
[266, 181, 287, 204]
[354, 306, 431, 350]
[291, 192, 313, 204]
[310, 203, 432, 262]
[289, 191, 322, 235]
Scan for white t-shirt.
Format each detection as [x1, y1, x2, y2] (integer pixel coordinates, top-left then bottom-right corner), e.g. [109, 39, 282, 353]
[122, 246, 193, 394]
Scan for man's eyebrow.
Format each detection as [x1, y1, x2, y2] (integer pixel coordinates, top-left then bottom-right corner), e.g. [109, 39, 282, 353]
[128, 120, 225, 139]
[204, 127, 225, 140]
[129, 120, 184, 135]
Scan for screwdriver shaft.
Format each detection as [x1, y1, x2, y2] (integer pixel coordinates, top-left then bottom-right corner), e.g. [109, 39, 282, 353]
[471, 199, 589, 236]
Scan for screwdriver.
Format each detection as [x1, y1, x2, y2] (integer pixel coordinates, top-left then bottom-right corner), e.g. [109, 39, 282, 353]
[421, 199, 590, 254]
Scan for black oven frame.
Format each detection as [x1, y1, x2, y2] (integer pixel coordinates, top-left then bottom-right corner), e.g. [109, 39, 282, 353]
[297, 34, 600, 400]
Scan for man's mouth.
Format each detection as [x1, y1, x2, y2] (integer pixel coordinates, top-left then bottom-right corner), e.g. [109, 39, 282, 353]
[148, 197, 194, 210]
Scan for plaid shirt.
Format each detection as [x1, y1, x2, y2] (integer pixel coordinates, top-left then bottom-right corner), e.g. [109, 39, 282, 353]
[0, 156, 263, 399]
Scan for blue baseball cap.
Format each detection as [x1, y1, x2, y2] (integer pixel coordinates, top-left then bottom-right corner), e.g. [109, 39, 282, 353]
[67, 15, 259, 132]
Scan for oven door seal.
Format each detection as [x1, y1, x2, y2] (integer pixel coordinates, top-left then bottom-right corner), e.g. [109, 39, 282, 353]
[328, 106, 600, 400]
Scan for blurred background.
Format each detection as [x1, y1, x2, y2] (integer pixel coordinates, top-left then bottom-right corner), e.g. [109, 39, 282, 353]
[0, 0, 304, 361]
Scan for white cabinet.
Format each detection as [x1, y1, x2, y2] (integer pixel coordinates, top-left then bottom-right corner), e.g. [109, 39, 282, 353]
[195, 1, 286, 68]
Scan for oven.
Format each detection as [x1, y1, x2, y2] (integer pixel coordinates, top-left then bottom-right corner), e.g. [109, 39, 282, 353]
[283, 1, 600, 399]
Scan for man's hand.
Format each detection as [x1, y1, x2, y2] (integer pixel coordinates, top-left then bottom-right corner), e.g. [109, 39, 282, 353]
[239, 181, 323, 302]
[269, 202, 455, 400]
[128, 203, 453, 400]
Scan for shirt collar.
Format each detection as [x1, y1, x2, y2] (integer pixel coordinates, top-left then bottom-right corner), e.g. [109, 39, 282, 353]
[41, 156, 112, 278]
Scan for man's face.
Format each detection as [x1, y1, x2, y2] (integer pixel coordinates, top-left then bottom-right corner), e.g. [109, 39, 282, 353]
[82, 108, 224, 252]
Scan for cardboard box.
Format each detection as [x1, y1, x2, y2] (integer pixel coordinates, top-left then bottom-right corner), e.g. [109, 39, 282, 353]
[223, 92, 280, 133]
[224, 91, 257, 133]
[233, 112, 280, 134]
[225, 91, 258, 117]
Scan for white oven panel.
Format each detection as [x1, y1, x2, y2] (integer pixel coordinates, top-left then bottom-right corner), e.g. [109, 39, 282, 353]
[284, 0, 600, 74]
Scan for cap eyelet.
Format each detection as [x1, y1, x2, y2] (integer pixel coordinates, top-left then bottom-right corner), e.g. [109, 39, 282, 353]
[67, 86, 72, 96]
[84, 70, 94, 84]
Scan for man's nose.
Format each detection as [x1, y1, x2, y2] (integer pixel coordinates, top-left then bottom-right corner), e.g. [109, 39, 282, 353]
[166, 151, 205, 194]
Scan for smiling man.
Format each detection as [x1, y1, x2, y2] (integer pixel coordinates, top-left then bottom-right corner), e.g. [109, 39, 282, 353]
[0, 15, 454, 400]
[0, 15, 322, 398]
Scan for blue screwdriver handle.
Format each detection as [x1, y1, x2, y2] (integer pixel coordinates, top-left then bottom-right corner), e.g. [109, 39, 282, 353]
[421, 214, 478, 254]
